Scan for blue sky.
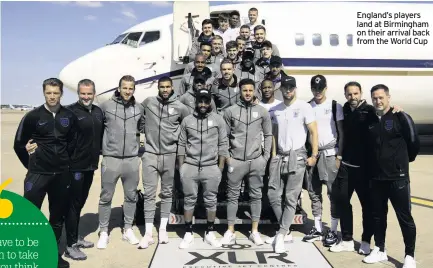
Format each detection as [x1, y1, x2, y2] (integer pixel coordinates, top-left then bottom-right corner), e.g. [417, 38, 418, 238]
[1, 1, 234, 105]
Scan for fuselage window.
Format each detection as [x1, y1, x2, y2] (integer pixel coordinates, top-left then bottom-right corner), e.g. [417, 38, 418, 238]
[121, 32, 143, 47]
[313, 34, 322, 46]
[330, 34, 339, 46]
[110, 33, 127, 45]
[346, 34, 353, 46]
[295, 33, 304, 46]
[140, 31, 161, 46]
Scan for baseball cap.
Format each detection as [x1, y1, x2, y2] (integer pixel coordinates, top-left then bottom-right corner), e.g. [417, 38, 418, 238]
[270, 56, 282, 67]
[311, 75, 327, 91]
[242, 48, 254, 59]
[280, 76, 296, 89]
[194, 74, 206, 84]
[196, 89, 212, 101]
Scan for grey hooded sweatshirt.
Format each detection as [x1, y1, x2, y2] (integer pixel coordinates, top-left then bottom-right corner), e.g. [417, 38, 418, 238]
[210, 75, 241, 114]
[179, 88, 217, 114]
[178, 109, 229, 168]
[140, 93, 189, 154]
[100, 91, 144, 158]
[223, 98, 273, 162]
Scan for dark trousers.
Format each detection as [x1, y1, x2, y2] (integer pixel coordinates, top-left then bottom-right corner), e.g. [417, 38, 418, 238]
[23, 172, 71, 245]
[65, 171, 94, 246]
[332, 164, 373, 242]
[371, 179, 416, 257]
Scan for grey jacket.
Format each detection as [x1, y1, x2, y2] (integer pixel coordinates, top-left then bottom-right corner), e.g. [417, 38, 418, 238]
[210, 75, 241, 115]
[178, 67, 215, 96]
[255, 57, 272, 79]
[178, 110, 229, 168]
[100, 92, 144, 158]
[223, 98, 272, 162]
[140, 93, 189, 155]
[179, 88, 217, 114]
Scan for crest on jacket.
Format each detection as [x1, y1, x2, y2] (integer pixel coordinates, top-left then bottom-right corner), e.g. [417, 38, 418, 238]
[385, 120, 393, 131]
[168, 107, 174, 115]
[252, 112, 258, 118]
[60, 117, 69, 127]
[74, 172, 82, 181]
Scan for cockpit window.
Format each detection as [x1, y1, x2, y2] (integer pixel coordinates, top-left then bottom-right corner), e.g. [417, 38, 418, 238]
[140, 31, 160, 46]
[121, 32, 143, 47]
[110, 33, 127, 45]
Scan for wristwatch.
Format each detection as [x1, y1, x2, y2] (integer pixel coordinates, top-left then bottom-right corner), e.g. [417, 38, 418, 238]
[312, 154, 319, 159]
[336, 155, 342, 160]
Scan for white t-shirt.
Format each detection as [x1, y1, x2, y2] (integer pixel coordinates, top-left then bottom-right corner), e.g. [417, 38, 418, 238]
[269, 99, 316, 153]
[309, 99, 344, 156]
[259, 99, 282, 111]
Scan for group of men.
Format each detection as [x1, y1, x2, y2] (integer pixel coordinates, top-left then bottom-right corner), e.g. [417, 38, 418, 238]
[12, 7, 420, 268]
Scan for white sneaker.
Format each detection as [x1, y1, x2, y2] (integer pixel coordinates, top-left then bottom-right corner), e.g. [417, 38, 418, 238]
[122, 228, 139, 245]
[273, 233, 286, 254]
[204, 231, 221, 248]
[363, 246, 388, 264]
[358, 241, 371, 255]
[137, 233, 154, 249]
[179, 232, 194, 249]
[403, 255, 416, 268]
[265, 231, 293, 244]
[97, 231, 109, 249]
[329, 240, 355, 253]
[159, 229, 169, 244]
[220, 230, 236, 245]
[249, 232, 264, 246]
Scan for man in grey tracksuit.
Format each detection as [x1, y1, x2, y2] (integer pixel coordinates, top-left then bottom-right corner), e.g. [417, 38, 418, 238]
[266, 76, 319, 254]
[179, 74, 217, 114]
[234, 49, 264, 97]
[138, 76, 189, 249]
[97, 75, 144, 249]
[177, 89, 229, 249]
[211, 59, 241, 115]
[220, 78, 273, 246]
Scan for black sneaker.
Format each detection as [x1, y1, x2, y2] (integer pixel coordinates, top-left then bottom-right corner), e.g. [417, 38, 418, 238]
[58, 255, 70, 268]
[77, 237, 94, 248]
[323, 231, 338, 247]
[302, 227, 323, 242]
[65, 244, 87, 260]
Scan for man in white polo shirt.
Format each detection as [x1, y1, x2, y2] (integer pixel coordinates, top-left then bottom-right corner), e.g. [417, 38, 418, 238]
[302, 75, 344, 248]
[267, 76, 319, 254]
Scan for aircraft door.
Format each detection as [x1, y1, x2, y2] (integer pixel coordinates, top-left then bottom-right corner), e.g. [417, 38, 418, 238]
[172, 1, 210, 64]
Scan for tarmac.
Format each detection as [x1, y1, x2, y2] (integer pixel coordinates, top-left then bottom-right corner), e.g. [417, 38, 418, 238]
[1, 110, 432, 268]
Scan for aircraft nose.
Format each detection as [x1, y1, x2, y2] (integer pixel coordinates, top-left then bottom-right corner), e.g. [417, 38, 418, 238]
[59, 59, 86, 91]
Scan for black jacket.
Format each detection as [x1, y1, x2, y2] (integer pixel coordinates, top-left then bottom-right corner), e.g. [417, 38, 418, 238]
[366, 108, 420, 180]
[14, 105, 78, 174]
[341, 100, 376, 168]
[66, 102, 104, 171]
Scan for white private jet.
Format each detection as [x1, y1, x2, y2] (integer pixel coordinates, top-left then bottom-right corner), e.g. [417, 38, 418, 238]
[59, 0, 433, 139]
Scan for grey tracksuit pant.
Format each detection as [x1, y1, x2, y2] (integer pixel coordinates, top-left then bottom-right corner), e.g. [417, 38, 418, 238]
[142, 152, 176, 223]
[268, 152, 307, 234]
[180, 163, 222, 212]
[99, 156, 140, 232]
[227, 156, 267, 225]
[305, 154, 339, 218]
